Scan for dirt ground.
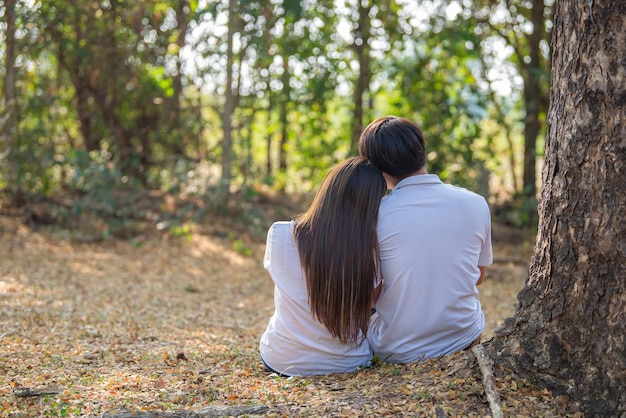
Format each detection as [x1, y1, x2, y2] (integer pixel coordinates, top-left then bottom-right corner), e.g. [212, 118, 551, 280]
[0, 202, 580, 417]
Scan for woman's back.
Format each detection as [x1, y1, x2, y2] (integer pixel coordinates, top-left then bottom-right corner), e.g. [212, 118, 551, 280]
[259, 221, 374, 376]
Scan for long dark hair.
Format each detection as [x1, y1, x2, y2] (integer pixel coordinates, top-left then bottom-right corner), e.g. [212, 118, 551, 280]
[293, 157, 386, 347]
[358, 116, 426, 178]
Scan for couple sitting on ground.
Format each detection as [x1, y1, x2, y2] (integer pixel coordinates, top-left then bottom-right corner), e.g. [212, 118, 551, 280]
[259, 116, 493, 376]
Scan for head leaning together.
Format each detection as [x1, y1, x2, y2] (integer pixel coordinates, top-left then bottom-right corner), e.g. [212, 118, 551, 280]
[358, 116, 427, 180]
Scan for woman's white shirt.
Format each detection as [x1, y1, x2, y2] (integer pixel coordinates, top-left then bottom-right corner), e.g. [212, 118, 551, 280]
[259, 221, 373, 376]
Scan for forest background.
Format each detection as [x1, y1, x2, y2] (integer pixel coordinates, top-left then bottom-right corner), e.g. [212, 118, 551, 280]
[2, 1, 594, 416]
[4, 1, 625, 417]
[1, 0, 552, 233]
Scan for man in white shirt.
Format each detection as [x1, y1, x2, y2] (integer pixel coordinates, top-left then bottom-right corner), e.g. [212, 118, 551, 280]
[359, 116, 493, 363]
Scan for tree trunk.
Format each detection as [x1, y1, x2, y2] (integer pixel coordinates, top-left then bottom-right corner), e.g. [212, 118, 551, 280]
[263, 4, 275, 180]
[1, 0, 18, 195]
[167, 0, 190, 156]
[519, 0, 548, 225]
[266, 91, 273, 178]
[278, 57, 289, 176]
[74, 75, 99, 152]
[488, 1, 626, 416]
[479, 54, 519, 193]
[221, 0, 236, 189]
[2, 0, 17, 127]
[350, 0, 371, 153]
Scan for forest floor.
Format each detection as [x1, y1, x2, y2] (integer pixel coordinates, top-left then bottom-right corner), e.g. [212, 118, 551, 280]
[0, 194, 582, 417]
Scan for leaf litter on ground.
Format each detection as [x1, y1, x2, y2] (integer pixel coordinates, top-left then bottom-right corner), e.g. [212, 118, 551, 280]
[0, 212, 582, 417]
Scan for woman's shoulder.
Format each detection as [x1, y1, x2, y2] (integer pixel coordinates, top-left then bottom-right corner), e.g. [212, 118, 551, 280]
[267, 220, 296, 244]
[269, 220, 294, 233]
[271, 220, 294, 227]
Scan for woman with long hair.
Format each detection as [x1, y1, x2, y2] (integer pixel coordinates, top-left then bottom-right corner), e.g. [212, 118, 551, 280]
[259, 157, 387, 376]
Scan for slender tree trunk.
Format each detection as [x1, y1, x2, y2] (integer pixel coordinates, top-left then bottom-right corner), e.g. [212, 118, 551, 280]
[266, 91, 273, 178]
[1, 0, 18, 196]
[168, 0, 190, 156]
[263, 5, 275, 179]
[278, 57, 289, 175]
[194, 85, 206, 160]
[75, 75, 99, 152]
[520, 0, 549, 224]
[488, 1, 626, 416]
[2, 0, 17, 128]
[521, 76, 540, 217]
[501, 116, 519, 194]
[221, 0, 236, 189]
[239, 113, 254, 186]
[52, 9, 99, 152]
[350, 0, 371, 153]
[480, 55, 519, 193]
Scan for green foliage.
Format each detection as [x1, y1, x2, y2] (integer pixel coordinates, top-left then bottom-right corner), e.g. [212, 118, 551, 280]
[380, 14, 491, 191]
[502, 191, 539, 229]
[169, 223, 193, 240]
[67, 150, 137, 220]
[68, 150, 126, 194]
[148, 157, 212, 194]
[32, 0, 202, 181]
[38, 149, 142, 239]
[232, 237, 253, 256]
[0, 0, 540, 227]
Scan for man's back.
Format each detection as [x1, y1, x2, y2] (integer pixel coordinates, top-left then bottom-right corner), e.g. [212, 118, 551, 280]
[367, 174, 493, 363]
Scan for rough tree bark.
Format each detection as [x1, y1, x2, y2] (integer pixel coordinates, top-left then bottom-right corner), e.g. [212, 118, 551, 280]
[488, 1, 626, 416]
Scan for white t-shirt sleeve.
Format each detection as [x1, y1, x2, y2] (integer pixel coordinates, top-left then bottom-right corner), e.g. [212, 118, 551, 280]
[478, 204, 493, 267]
[263, 224, 274, 271]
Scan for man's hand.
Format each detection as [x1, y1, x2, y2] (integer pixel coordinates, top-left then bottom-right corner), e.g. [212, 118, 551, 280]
[372, 282, 383, 308]
[476, 266, 487, 286]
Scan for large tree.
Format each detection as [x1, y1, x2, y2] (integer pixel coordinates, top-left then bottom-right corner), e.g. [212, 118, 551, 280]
[488, 1, 625, 416]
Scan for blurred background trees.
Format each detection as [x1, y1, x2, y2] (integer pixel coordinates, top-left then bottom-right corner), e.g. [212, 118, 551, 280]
[0, 0, 552, 231]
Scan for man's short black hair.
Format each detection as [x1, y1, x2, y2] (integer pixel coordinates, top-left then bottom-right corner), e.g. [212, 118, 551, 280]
[358, 116, 426, 179]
